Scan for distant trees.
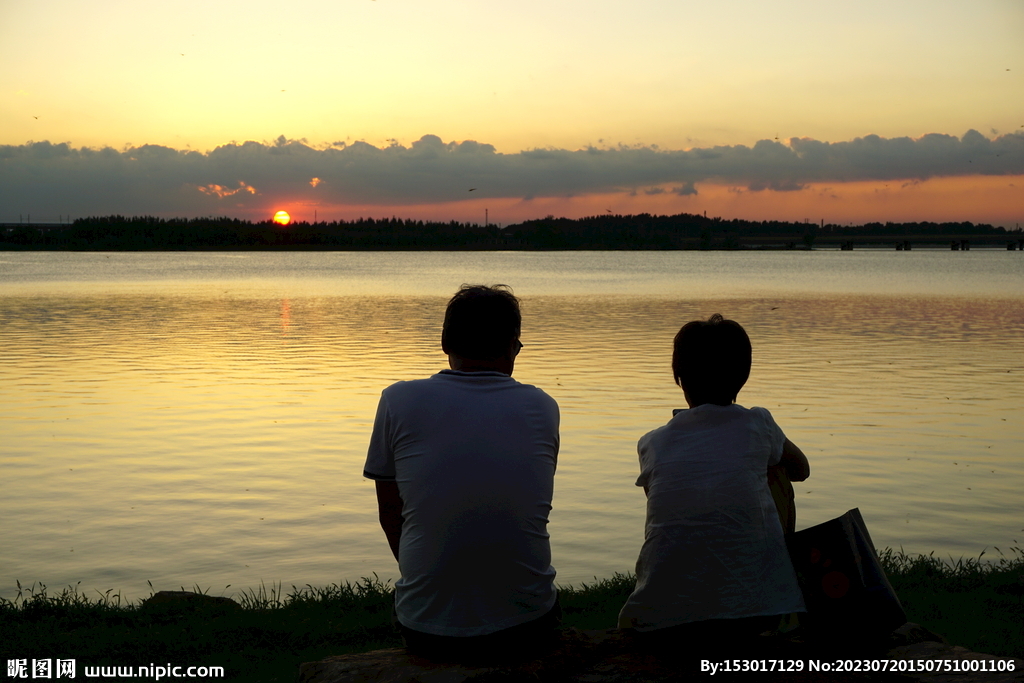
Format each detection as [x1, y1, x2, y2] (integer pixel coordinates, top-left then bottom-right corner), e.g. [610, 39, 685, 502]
[0, 213, 1016, 251]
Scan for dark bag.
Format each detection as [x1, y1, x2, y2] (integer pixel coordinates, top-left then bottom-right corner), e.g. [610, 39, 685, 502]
[787, 508, 906, 637]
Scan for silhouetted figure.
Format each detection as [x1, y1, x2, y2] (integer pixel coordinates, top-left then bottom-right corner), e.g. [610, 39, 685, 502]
[364, 285, 560, 663]
[618, 314, 810, 649]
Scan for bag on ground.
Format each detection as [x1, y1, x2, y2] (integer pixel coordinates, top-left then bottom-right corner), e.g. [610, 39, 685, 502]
[787, 508, 907, 637]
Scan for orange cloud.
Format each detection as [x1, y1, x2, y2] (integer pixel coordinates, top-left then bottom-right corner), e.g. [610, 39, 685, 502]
[196, 181, 258, 198]
[280, 174, 1023, 228]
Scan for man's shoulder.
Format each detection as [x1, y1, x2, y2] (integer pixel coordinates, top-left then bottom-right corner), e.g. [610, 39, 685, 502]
[382, 372, 557, 407]
[380, 376, 433, 392]
[503, 379, 559, 418]
[380, 376, 432, 397]
[505, 376, 557, 400]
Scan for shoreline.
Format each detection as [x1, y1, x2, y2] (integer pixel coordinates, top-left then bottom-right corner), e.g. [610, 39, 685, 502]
[3, 550, 1022, 675]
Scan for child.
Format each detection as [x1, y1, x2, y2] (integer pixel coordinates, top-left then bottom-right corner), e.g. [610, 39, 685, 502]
[617, 313, 809, 642]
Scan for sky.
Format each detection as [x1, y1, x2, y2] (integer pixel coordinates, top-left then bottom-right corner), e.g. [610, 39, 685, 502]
[1, 0, 1022, 227]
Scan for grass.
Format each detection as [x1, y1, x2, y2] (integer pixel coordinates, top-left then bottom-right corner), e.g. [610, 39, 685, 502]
[876, 545, 1024, 658]
[1, 549, 1021, 682]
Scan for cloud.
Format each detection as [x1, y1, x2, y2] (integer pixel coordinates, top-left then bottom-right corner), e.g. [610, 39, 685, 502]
[747, 179, 804, 192]
[1, 130, 1022, 218]
[197, 181, 258, 198]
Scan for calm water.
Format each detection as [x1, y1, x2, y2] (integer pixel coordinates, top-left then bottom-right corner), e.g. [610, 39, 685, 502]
[2, 250, 1022, 602]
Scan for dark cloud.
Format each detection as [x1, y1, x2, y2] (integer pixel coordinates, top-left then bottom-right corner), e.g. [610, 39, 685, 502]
[748, 179, 804, 192]
[672, 181, 698, 196]
[1, 130, 1022, 218]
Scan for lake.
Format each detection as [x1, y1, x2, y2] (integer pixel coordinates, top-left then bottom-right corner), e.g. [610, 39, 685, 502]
[1, 249, 1022, 602]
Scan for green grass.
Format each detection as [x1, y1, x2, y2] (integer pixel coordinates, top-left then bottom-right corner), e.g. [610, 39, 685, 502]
[1, 549, 1021, 682]
[0, 577, 400, 683]
[877, 545, 1024, 659]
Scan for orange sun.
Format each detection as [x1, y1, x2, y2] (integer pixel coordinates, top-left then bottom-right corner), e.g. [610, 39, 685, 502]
[273, 210, 291, 226]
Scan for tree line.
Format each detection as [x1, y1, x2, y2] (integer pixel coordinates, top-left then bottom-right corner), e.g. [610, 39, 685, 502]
[1, 213, 1019, 250]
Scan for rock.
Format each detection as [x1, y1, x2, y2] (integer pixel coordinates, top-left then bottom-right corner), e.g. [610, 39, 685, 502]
[890, 622, 949, 647]
[298, 648, 496, 683]
[139, 590, 241, 617]
[298, 624, 1023, 683]
[297, 628, 648, 683]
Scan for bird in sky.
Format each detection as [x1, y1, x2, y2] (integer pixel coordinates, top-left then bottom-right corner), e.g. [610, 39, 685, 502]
[468, 188, 477, 192]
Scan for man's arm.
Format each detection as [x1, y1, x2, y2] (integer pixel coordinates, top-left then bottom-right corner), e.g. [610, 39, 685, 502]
[375, 480, 404, 562]
[779, 438, 810, 482]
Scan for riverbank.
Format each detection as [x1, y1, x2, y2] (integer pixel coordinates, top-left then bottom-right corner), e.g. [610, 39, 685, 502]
[1, 549, 1020, 682]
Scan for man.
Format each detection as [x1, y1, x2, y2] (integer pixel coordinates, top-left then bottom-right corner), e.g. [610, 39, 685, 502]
[364, 284, 560, 660]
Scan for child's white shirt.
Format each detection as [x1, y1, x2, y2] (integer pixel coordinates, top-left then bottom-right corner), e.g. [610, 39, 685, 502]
[618, 403, 806, 631]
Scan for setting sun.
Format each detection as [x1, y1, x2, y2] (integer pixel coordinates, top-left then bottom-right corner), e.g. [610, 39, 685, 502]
[272, 210, 291, 226]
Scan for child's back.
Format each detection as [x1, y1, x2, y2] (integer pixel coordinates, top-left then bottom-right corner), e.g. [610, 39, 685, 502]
[617, 313, 809, 635]
[617, 402, 804, 631]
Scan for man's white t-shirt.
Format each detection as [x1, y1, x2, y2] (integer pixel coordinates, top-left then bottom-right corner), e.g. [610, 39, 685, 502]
[617, 403, 806, 631]
[364, 369, 559, 637]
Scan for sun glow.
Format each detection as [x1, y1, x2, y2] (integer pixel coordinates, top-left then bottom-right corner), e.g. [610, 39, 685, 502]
[273, 210, 291, 226]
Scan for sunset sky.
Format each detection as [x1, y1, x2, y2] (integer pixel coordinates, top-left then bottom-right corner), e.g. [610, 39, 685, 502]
[1, 0, 1022, 226]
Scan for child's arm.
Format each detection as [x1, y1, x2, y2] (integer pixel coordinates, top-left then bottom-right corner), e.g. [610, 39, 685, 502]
[769, 440, 808, 534]
[767, 464, 795, 534]
[779, 438, 810, 482]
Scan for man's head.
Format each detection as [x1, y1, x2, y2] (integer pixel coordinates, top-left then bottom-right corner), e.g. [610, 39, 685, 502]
[441, 285, 522, 364]
[672, 313, 751, 406]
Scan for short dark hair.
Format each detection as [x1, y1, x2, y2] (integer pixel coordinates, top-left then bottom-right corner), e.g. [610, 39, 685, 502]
[441, 285, 521, 360]
[672, 313, 751, 405]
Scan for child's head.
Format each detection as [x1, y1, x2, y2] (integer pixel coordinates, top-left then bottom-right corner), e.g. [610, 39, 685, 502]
[672, 313, 752, 406]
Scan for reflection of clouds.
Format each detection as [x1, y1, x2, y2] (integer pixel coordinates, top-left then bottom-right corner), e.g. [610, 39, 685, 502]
[2, 131, 1023, 217]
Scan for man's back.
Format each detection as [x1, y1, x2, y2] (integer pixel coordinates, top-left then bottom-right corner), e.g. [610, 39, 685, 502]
[365, 368, 559, 637]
